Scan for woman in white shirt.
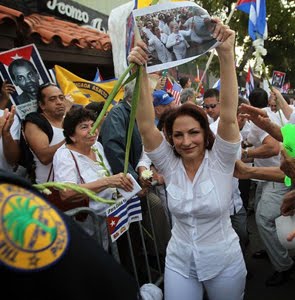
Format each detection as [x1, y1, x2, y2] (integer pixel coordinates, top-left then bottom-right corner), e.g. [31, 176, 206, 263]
[128, 19, 246, 300]
[53, 107, 133, 243]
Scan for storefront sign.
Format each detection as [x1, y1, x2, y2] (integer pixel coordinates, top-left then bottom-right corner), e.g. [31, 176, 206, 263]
[0, 0, 108, 32]
[47, 0, 89, 23]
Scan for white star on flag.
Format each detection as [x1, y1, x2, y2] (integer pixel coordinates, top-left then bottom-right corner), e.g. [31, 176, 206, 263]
[11, 54, 23, 60]
[110, 220, 116, 227]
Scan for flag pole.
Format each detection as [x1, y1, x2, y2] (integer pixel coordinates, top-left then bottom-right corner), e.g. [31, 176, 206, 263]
[196, 3, 237, 94]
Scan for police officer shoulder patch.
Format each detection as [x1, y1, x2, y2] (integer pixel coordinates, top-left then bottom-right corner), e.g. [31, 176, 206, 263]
[0, 183, 69, 271]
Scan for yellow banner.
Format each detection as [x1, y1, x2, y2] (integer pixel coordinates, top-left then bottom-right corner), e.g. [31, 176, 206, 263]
[54, 65, 124, 108]
[135, 0, 186, 9]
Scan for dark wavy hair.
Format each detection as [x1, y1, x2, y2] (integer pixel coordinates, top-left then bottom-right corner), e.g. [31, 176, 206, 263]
[63, 106, 97, 144]
[165, 103, 215, 157]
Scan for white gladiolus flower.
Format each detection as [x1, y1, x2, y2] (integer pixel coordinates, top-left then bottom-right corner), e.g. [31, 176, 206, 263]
[141, 169, 153, 180]
[252, 38, 267, 74]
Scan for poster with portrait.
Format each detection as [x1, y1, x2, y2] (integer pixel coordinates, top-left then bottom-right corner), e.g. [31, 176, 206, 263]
[132, 1, 219, 73]
[0, 44, 51, 119]
[271, 70, 286, 89]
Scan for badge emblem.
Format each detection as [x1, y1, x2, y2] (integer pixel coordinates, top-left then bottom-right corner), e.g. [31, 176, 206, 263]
[0, 183, 69, 271]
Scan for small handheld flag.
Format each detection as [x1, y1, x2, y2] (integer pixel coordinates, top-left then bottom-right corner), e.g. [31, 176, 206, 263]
[106, 196, 142, 242]
[171, 82, 182, 106]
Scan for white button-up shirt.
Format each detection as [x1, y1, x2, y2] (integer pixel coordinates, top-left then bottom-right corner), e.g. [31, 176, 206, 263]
[210, 118, 243, 215]
[147, 134, 243, 281]
[53, 141, 113, 215]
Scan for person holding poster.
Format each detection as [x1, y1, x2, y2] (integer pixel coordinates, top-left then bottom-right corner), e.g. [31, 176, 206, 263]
[129, 19, 246, 300]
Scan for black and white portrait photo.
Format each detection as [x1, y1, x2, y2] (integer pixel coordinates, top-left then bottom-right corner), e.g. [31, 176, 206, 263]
[0, 44, 51, 119]
[133, 2, 219, 73]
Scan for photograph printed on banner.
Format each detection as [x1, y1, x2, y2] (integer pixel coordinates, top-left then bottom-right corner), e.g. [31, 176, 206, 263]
[132, 1, 219, 73]
[0, 44, 51, 119]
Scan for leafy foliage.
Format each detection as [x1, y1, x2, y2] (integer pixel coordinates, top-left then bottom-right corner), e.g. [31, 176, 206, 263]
[194, 0, 295, 87]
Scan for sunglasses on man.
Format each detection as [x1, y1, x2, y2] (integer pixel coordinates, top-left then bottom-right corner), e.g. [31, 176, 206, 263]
[203, 103, 219, 109]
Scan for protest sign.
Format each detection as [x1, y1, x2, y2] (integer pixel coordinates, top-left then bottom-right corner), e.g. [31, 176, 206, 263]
[271, 70, 286, 89]
[0, 44, 51, 119]
[132, 1, 219, 73]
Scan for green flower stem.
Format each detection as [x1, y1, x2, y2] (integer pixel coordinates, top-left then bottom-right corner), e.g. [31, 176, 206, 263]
[33, 182, 115, 205]
[90, 63, 135, 135]
[91, 146, 111, 176]
[124, 66, 142, 175]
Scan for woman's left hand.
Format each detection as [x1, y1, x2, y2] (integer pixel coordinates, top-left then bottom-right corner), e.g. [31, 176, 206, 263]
[211, 18, 235, 54]
[108, 173, 134, 192]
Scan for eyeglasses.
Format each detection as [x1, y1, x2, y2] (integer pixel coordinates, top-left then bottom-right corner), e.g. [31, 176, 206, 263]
[203, 103, 219, 109]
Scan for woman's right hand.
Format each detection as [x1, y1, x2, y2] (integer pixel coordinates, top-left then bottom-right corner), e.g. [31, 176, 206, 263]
[107, 173, 134, 192]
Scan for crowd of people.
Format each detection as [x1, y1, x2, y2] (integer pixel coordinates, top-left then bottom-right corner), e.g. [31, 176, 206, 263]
[0, 18, 295, 300]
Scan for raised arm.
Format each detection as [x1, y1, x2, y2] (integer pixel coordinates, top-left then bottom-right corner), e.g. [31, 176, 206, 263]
[1, 106, 21, 166]
[214, 20, 240, 143]
[239, 103, 283, 142]
[272, 88, 293, 120]
[128, 41, 163, 152]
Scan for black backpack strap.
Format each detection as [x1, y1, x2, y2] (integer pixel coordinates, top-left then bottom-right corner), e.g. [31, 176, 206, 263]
[24, 112, 54, 143]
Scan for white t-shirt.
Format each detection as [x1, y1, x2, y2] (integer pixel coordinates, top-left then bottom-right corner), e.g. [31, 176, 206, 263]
[247, 108, 281, 168]
[0, 110, 20, 171]
[33, 126, 64, 183]
[147, 134, 245, 281]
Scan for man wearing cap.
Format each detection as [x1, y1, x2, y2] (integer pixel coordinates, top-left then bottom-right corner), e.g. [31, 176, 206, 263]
[153, 89, 177, 125]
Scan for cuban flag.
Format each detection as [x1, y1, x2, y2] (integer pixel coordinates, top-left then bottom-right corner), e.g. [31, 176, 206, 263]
[106, 196, 142, 242]
[245, 65, 255, 98]
[236, 0, 267, 40]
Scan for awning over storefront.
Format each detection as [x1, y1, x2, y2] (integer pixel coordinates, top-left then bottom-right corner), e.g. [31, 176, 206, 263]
[0, 5, 113, 77]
